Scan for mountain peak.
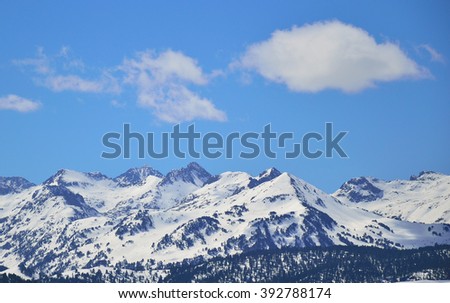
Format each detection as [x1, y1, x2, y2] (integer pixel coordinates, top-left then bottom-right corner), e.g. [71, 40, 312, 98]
[44, 169, 111, 187]
[0, 176, 35, 195]
[160, 162, 211, 186]
[259, 167, 281, 178]
[114, 166, 163, 187]
[186, 162, 203, 171]
[248, 167, 282, 189]
[335, 176, 383, 203]
[410, 171, 441, 181]
[86, 171, 109, 181]
[43, 169, 76, 186]
[52, 168, 69, 178]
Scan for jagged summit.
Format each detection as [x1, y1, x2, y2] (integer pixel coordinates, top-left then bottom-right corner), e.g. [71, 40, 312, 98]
[43, 169, 78, 186]
[259, 167, 281, 178]
[0, 176, 35, 195]
[248, 167, 282, 188]
[86, 171, 110, 181]
[334, 176, 383, 203]
[410, 170, 442, 181]
[114, 166, 163, 187]
[186, 162, 204, 171]
[43, 169, 110, 187]
[160, 162, 212, 186]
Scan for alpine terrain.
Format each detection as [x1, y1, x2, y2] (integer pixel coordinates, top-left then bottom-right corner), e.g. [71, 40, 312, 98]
[0, 163, 449, 282]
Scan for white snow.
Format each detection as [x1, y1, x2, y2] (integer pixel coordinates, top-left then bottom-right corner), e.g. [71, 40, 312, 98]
[0, 167, 449, 278]
[333, 172, 450, 224]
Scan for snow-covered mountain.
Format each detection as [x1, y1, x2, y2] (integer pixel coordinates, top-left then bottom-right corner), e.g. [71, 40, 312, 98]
[0, 164, 449, 280]
[113, 166, 163, 187]
[333, 171, 450, 224]
[0, 177, 34, 195]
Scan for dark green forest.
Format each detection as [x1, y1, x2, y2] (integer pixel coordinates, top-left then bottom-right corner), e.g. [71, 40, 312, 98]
[1, 245, 449, 283]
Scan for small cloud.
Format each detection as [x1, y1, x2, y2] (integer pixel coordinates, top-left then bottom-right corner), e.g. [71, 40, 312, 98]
[111, 99, 126, 108]
[44, 75, 105, 93]
[235, 20, 429, 93]
[43, 73, 120, 94]
[209, 69, 226, 79]
[58, 46, 70, 58]
[0, 94, 41, 112]
[121, 49, 226, 123]
[418, 44, 445, 63]
[14, 47, 51, 75]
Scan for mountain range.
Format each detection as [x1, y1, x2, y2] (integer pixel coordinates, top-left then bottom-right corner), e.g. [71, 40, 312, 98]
[0, 163, 449, 282]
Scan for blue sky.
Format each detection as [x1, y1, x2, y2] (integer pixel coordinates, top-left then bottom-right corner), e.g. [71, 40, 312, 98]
[0, 0, 449, 192]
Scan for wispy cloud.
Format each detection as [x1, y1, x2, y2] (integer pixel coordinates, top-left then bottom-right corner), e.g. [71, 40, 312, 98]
[418, 44, 445, 63]
[14, 47, 52, 75]
[15, 47, 226, 123]
[234, 20, 429, 93]
[14, 47, 120, 94]
[0, 94, 41, 112]
[111, 99, 126, 108]
[43, 74, 120, 93]
[120, 49, 227, 123]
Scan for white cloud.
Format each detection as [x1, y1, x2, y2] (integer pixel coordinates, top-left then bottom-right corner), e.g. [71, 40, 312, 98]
[14, 47, 51, 75]
[43, 73, 120, 93]
[44, 75, 105, 93]
[111, 99, 126, 108]
[236, 20, 429, 93]
[121, 50, 226, 122]
[14, 47, 226, 122]
[15, 48, 120, 94]
[419, 44, 445, 63]
[0, 94, 41, 112]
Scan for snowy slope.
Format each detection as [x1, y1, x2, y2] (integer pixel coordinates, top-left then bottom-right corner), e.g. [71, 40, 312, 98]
[151, 170, 449, 262]
[0, 164, 449, 279]
[333, 171, 450, 224]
